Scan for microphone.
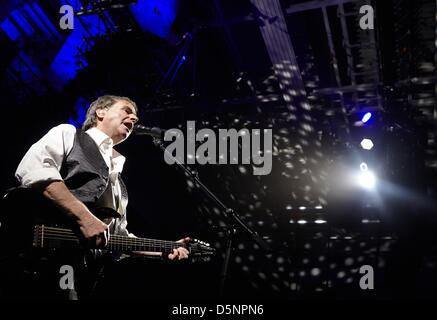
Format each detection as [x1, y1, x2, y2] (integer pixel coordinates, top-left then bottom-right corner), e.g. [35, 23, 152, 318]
[133, 124, 164, 137]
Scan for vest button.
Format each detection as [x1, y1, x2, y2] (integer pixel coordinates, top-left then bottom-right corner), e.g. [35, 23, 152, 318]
[98, 186, 103, 191]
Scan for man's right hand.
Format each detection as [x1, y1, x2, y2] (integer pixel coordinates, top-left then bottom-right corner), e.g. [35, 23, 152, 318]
[40, 180, 109, 248]
[77, 213, 109, 248]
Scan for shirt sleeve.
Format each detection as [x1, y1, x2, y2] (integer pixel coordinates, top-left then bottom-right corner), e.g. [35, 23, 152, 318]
[114, 210, 136, 238]
[15, 124, 77, 186]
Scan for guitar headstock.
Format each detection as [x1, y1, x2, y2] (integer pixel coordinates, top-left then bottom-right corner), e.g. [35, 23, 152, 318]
[188, 238, 216, 262]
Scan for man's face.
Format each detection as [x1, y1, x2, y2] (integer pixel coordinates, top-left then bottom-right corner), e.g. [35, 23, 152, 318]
[96, 100, 138, 144]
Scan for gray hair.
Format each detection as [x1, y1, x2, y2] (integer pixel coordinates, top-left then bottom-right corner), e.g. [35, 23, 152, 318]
[82, 95, 138, 130]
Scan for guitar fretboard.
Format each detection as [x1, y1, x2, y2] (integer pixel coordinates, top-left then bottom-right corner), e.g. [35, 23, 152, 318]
[33, 225, 188, 253]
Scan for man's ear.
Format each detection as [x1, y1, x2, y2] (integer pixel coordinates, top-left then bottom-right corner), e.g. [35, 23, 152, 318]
[96, 108, 107, 119]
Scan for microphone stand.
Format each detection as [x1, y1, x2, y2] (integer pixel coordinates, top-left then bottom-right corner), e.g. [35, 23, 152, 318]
[151, 136, 272, 299]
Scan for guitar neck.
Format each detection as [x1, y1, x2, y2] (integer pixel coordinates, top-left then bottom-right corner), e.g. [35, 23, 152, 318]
[108, 235, 185, 252]
[33, 225, 186, 253]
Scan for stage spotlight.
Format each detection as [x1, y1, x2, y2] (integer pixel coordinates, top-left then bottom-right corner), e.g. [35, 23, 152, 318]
[357, 171, 376, 190]
[360, 138, 374, 150]
[361, 112, 372, 123]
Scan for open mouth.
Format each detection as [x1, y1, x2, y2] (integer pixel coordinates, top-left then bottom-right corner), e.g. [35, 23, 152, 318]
[123, 122, 133, 132]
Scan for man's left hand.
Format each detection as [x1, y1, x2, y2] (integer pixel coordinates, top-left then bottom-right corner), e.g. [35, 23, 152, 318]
[167, 237, 191, 260]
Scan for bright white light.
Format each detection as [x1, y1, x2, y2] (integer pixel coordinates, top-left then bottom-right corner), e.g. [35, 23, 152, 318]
[357, 171, 376, 189]
[297, 220, 307, 225]
[362, 112, 372, 123]
[360, 139, 374, 150]
[315, 219, 327, 224]
[360, 162, 368, 172]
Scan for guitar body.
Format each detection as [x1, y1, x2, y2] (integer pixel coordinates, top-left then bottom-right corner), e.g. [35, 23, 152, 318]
[0, 188, 100, 299]
[0, 187, 118, 257]
[1, 187, 63, 256]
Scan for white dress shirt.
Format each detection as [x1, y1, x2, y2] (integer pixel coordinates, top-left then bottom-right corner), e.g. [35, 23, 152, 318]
[15, 124, 132, 236]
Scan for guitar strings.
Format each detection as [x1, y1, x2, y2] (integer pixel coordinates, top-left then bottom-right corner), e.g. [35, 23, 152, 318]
[41, 234, 186, 250]
[35, 226, 196, 251]
[36, 225, 212, 254]
[40, 235, 183, 251]
[40, 225, 184, 246]
[40, 225, 183, 246]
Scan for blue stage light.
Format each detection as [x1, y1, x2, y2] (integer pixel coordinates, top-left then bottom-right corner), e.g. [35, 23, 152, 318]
[1, 18, 21, 41]
[130, 0, 177, 41]
[362, 112, 372, 123]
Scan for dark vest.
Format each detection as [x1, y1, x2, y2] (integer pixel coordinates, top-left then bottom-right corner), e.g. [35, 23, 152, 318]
[60, 129, 127, 209]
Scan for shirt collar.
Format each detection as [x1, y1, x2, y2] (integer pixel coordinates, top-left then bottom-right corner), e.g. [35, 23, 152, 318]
[86, 127, 113, 149]
[85, 127, 126, 172]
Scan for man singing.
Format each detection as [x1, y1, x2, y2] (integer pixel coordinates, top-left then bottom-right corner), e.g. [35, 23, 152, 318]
[11, 95, 189, 299]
